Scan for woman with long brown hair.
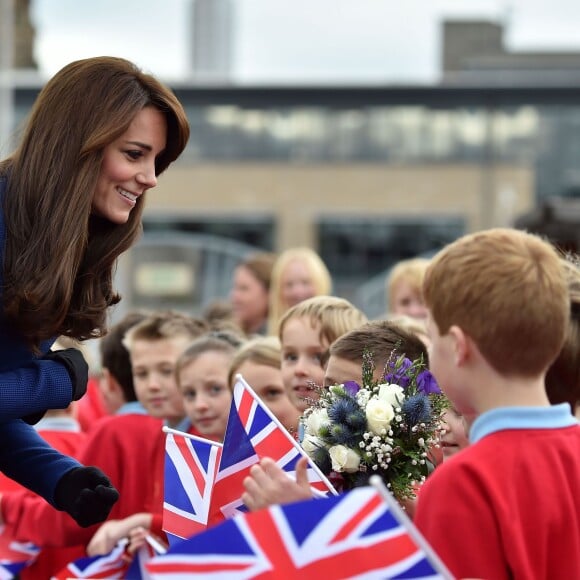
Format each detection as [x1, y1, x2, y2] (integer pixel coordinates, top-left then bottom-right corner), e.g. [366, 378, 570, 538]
[0, 56, 189, 527]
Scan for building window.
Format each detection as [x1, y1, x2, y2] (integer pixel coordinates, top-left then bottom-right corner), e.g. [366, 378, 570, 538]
[318, 216, 465, 316]
[143, 216, 275, 250]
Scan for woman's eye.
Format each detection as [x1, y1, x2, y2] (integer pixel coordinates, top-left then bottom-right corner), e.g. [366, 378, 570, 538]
[126, 150, 142, 160]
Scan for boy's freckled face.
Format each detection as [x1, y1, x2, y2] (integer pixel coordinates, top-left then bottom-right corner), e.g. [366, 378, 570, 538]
[281, 316, 328, 413]
[131, 337, 188, 425]
[324, 355, 363, 387]
[425, 313, 450, 393]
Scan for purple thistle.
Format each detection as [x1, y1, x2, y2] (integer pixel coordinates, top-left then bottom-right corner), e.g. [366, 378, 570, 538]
[384, 357, 413, 388]
[416, 370, 442, 394]
[343, 381, 360, 397]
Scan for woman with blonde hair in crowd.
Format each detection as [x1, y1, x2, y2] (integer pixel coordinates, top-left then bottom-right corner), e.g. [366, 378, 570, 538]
[268, 247, 332, 334]
[230, 252, 277, 337]
[386, 257, 430, 320]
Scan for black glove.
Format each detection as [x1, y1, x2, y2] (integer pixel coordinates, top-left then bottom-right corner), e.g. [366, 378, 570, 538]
[54, 466, 120, 528]
[44, 347, 89, 401]
[21, 348, 88, 425]
[21, 410, 46, 425]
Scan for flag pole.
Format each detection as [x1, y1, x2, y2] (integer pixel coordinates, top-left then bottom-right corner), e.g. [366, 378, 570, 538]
[235, 374, 339, 495]
[162, 425, 223, 447]
[370, 475, 454, 580]
[145, 534, 168, 556]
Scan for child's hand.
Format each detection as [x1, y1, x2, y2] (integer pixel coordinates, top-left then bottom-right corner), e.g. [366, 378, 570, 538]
[86, 512, 153, 556]
[242, 457, 313, 511]
[127, 527, 168, 556]
[86, 519, 124, 556]
[126, 526, 148, 555]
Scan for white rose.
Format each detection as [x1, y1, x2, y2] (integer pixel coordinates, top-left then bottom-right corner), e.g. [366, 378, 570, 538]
[305, 408, 329, 436]
[377, 383, 404, 408]
[328, 445, 360, 473]
[366, 398, 395, 435]
[302, 434, 323, 456]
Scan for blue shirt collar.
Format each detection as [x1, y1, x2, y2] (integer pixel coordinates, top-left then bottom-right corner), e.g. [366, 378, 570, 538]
[33, 416, 81, 433]
[115, 401, 147, 416]
[165, 416, 191, 433]
[470, 403, 577, 444]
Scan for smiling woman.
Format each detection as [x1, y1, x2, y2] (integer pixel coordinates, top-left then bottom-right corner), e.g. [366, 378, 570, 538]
[0, 56, 189, 528]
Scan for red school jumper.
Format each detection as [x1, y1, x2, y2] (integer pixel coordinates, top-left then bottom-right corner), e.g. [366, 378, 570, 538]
[0, 419, 87, 580]
[1, 413, 164, 550]
[414, 405, 580, 580]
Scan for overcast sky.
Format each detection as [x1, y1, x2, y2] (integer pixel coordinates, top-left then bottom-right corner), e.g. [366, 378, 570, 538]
[31, 0, 580, 84]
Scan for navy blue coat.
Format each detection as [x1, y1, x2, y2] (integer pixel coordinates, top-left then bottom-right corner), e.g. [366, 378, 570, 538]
[0, 176, 80, 506]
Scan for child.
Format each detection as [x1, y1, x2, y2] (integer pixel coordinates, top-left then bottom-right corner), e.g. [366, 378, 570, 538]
[324, 319, 428, 387]
[268, 248, 332, 334]
[545, 256, 580, 417]
[278, 296, 367, 415]
[438, 406, 470, 461]
[0, 311, 207, 558]
[242, 319, 428, 511]
[414, 228, 580, 579]
[96, 310, 149, 417]
[386, 257, 430, 320]
[228, 336, 301, 434]
[85, 330, 246, 557]
[176, 331, 244, 441]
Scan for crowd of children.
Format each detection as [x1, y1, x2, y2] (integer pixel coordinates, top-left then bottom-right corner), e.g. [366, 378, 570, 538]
[0, 229, 578, 579]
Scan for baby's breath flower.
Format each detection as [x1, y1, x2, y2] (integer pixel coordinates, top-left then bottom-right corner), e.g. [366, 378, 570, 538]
[300, 347, 447, 503]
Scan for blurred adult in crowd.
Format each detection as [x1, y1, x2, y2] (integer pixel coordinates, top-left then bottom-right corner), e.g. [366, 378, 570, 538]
[230, 252, 276, 336]
[386, 257, 430, 320]
[268, 247, 332, 334]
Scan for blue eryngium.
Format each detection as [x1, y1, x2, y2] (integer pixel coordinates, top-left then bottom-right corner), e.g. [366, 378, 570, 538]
[402, 393, 432, 426]
[328, 422, 359, 447]
[328, 396, 359, 424]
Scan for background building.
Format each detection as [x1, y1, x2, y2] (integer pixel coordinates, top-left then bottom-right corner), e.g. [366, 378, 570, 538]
[7, 15, 580, 319]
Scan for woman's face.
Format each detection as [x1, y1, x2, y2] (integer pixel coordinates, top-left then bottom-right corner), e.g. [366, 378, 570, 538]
[92, 106, 167, 225]
[281, 259, 316, 309]
[230, 266, 269, 333]
[391, 282, 427, 319]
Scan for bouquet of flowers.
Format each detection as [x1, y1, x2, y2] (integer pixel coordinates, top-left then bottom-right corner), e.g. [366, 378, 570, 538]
[301, 351, 448, 501]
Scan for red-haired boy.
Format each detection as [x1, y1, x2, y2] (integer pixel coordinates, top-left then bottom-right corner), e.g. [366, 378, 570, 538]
[414, 228, 580, 579]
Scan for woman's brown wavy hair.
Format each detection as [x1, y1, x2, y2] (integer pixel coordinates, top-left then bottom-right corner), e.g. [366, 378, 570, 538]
[0, 56, 190, 349]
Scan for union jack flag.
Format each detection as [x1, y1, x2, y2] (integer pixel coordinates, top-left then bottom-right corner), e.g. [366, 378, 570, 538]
[146, 486, 452, 579]
[162, 428, 222, 545]
[209, 375, 337, 524]
[51, 539, 129, 579]
[0, 525, 39, 579]
[125, 536, 166, 579]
